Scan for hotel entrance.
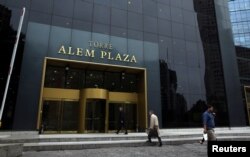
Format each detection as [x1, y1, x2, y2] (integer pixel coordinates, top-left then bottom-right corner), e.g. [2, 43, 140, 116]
[37, 57, 147, 133]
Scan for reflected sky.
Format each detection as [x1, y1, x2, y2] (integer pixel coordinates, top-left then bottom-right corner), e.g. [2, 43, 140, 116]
[229, 0, 250, 48]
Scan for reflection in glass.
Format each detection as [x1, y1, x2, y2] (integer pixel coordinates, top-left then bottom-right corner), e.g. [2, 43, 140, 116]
[44, 66, 65, 88]
[111, 8, 127, 28]
[74, 0, 93, 22]
[44, 65, 138, 92]
[42, 100, 79, 132]
[128, 12, 143, 31]
[93, 4, 110, 25]
[160, 60, 207, 127]
[31, 0, 53, 14]
[85, 70, 104, 88]
[194, 0, 229, 126]
[53, 0, 74, 18]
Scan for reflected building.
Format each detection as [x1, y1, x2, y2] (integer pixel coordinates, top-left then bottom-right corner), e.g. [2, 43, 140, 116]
[194, 0, 229, 126]
[160, 60, 188, 127]
[0, 0, 247, 132]
[0, 5, 24, 129]
[194, 0, 246, 126]
[228, 0, 250, 124]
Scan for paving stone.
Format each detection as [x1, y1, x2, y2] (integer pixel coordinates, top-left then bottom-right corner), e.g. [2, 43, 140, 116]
[0, 144, 23, 157]
[21, 143, 207, 157]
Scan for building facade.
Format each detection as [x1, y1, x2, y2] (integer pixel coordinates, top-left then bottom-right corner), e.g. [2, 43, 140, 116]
[0, 0, 247, 133]
[228, 0, 250, 125]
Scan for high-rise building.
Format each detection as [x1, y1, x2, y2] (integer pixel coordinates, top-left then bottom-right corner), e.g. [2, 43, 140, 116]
[0, 0, 247, 132]
[228, 0, 250, 125]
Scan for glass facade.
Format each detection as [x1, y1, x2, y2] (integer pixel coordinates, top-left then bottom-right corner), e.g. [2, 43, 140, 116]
[228, 0, 250, 125]
[229, 0, 250, 71]
[0, 0, 247, 131]
[229, 0, 250, 47]
[44, 65, 137, 92]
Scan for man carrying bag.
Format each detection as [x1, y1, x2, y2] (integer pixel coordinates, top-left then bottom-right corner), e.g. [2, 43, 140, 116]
[146, 110, 162, 147]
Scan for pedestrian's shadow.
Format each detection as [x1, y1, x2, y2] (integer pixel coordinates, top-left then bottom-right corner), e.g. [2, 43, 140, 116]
[145, 141, 162, 147]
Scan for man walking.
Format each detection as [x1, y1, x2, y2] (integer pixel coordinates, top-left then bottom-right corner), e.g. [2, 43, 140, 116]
[203, 105, 216, 141]
[147, 110, 162, 147]
[116, 106, 128, 135]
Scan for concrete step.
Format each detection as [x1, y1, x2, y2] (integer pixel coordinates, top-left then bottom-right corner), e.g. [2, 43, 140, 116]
[1, 132, 250, 144]
[22, 136, 250, 151]
[1, 127, 250, 152]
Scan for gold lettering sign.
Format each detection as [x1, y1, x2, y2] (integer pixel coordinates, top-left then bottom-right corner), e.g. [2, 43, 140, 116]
[88, 41, 112, 50]
[58, 42, 137, 63]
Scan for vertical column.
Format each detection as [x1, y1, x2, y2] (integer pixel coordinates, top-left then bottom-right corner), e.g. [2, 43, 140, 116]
[37, 58, 47, 130]
[78, 89, 86, 133]
[137, 70, 147, 131]
[105, 101, 109, 133]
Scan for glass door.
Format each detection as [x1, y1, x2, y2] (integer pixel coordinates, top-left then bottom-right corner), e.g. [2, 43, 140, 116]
[85, 99, 106, 133]
[108, 103, 137, 131]
[41, 100, 79, 133]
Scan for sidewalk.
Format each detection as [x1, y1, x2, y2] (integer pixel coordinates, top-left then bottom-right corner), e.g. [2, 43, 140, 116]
[21, 143, 207, 157]
[1, 127, 249, 139]
[0, 127, 250, 152]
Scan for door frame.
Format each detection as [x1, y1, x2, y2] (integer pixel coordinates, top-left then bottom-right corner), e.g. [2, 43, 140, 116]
[41, 98, 79, 134]
[37, 57, 148, 133]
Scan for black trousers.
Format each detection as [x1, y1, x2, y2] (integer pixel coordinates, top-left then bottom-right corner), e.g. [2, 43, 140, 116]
[117, 121, 127, 134]
[148, 129, 162, 145]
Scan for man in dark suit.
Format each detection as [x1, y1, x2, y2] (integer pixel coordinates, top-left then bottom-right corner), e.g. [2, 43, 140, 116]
[116, 106, 128, 134]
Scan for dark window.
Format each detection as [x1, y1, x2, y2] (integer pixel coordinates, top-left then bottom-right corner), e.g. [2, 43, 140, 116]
[53, 0, 74, 18]
[93, 4, 110, 25]
[128, 0, 142, 13]
[31, 0, 53, 14]
[74, 0, 93, 22]
[85, 70, 104, 88]
[128, 12, 143, 31]
[111, 0, 128, 10]
[143, 0, 157, 17]
[158, 3, 171, 20]
[143, 16, 157, 33]
[44, 66, 65, 88]
[104, 72, 121, 91]
[171, 7, 183, 23]
[29, 11, 52, 25]
[111, 8, 127, 28]
[73, 20, 92, 32]
[52, 15, 72, 28]
[128, 30, 143, 40]
[120, 73, 137, 92]
[158, 19, 172, 37]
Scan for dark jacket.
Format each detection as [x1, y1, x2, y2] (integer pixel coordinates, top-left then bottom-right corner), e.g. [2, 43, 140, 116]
[119, 110, 125, 123]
